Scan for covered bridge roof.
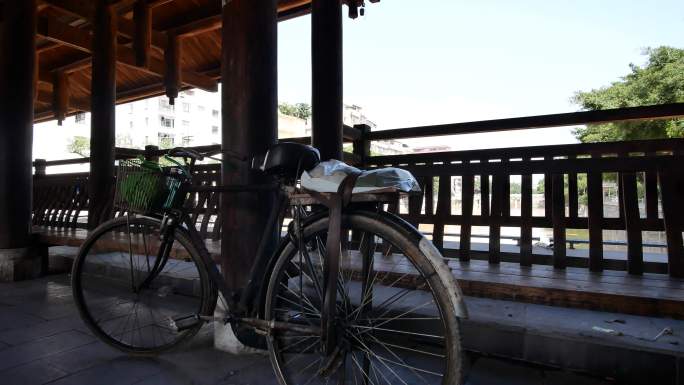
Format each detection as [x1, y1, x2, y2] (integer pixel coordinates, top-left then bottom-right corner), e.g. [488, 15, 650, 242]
[32, 0, 324, 123]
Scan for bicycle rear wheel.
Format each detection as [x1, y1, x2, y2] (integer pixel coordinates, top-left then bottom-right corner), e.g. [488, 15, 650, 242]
[265, 210, 465, 385]
[71, 215, 217, 354]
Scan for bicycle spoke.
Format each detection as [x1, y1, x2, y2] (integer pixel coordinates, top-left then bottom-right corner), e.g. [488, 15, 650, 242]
[76, 217, 206, 352]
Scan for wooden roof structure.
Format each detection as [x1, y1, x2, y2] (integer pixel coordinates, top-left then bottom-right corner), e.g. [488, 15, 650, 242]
[32, 0, 332, 123]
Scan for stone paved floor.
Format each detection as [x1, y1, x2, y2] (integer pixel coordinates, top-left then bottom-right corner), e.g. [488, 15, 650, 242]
[0, 274, 613, 385]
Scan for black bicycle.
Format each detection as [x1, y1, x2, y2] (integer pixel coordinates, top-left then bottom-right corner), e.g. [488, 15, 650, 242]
[71, 143, 468, 385]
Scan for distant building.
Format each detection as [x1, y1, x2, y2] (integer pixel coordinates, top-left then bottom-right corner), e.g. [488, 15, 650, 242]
[278, 112, 309, 139]
[412, 145, 452, 153]
[343, 104, 377, 130]
[371, 140, 411, 156]
[34, 94, 411, 165]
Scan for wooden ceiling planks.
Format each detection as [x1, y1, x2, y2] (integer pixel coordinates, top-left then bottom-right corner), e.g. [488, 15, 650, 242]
[34, 0, 324, 122]
[34, 0, 377, 122]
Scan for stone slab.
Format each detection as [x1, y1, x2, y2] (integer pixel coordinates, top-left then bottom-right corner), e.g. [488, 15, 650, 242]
[0, 329, 95, 371]
[0, 246, 47, 282]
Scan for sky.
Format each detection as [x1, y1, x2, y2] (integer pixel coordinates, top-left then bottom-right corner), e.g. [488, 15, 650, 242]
[278, 0, 684, 150]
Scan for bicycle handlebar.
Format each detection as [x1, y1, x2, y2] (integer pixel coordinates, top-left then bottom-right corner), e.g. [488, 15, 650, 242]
[168, 147, 204, 161]
[167, 147, 250, 163]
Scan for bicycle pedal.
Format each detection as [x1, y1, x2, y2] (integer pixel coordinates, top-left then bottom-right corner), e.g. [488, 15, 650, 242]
[169, 313, 202, 332]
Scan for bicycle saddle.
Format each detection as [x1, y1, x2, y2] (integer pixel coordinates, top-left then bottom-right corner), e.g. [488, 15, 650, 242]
[252, 142, 320, 178]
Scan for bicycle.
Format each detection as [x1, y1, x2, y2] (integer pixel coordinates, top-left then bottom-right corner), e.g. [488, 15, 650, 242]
[71, 143, 468, 385]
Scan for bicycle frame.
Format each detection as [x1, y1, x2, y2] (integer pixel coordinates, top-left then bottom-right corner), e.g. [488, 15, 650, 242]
[162, 181, 292, 318]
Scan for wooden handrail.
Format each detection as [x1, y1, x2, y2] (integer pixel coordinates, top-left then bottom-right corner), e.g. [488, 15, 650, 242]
[368, 138, 684, 165]
[368, 103, 684, 141]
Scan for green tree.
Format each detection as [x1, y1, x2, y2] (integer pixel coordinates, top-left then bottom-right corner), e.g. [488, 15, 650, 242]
[67, 136, 90, 157]
[573, 46, 684, 142]
[279, 102, 312, 120]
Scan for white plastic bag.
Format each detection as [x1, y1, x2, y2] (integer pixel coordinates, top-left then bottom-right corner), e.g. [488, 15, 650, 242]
[301, 159, 421, 194]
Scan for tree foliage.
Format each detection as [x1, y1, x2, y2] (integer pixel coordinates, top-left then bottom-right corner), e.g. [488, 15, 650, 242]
[67, 136, 90, 157]
[278, 102, 312, 120]
[573, 46, 684, 142]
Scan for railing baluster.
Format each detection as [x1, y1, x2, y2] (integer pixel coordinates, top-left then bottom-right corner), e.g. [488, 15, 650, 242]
[552, 173, 566, 269]
[520, 169, 533, 266]
[489, 173, 503, 264]
[432, 175, 451, 251]
[502, 160, 510, 217]
[620, 172, 644, 275]
[407, 178, 424, 227]
[460, 173, 474, 261]
[587, 171, 604, 271]
[480, 172, 490, 217]
[424, 176, 434, 215]
[659, 169, 684, 278]
[544, 156, 552, 219]
[568, 155, 578, 219]
[645, 168, 659, 220]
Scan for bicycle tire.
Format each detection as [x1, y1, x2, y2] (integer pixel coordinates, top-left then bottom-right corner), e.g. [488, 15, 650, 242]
[264, 210, 465, 385]
[71, 215, 217, 355]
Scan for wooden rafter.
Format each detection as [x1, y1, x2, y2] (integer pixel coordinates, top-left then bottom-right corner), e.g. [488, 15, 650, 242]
[36, 16, 218, 91]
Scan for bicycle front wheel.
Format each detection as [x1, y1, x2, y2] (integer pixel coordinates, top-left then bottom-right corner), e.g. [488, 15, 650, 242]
[265, 210, 464, 385]
[71, 215, 217, 354]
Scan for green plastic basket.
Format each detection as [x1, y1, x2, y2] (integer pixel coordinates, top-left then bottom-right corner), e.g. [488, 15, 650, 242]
[114, 158, 184, 214]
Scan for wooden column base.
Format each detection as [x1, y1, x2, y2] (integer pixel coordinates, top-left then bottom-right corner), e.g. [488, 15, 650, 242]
[0, 246, 47, 281]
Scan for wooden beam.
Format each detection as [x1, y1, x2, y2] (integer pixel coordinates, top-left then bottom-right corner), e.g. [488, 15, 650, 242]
[369, 103, 684, 141]
[170, 14, 221, 38]
[36, 16, 218, 91]
[40, 0, 167, 49]
[37, 88, 89, 112]
[36, 16, 91, 53]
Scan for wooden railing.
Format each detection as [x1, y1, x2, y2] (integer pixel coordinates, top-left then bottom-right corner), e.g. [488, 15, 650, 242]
[31, 104, 684, 277]
[367, 139, 684, 277]
[365, 103, 684, 278]
[32, 125, 367, 238]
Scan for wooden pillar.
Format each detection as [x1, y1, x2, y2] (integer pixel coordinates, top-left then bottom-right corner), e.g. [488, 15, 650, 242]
[88, 1, 117, 229]
[311, 0, 343, 161]
[0, 0, 44, 281]
[220, 0, 278, 294]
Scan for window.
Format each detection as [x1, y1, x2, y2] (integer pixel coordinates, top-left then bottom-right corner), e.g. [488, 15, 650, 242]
[116, 134, 133, 147]
[182, 120, 190, 128]
[159, 98, 175, 112]
[198, 105, 206, 112]
[75, 112, 86, 124]
[212, 109, 219, 118]
[211, 125, 219, 135]
[160, 115, 174, 128]
[158, 132, 175, 148]
[129, 121, 134, 129]
[145, 117, 149, 127]
[182, 136, 193, 146]
[182, 103, 190, 113]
